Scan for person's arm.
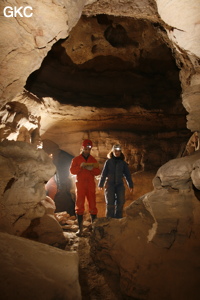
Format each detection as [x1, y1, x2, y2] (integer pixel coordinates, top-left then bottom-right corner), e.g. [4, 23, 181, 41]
[123, 162, 134, 189]
[98, 160, 109, 188]
[88, 157, 101, 176]
[70, 157, 82, 175]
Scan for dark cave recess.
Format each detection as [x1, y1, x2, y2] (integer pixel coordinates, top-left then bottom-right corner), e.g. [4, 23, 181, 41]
[25, 14, 182, 111]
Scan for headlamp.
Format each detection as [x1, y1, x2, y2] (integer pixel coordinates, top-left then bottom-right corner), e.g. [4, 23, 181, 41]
[113, 144, 122, 151]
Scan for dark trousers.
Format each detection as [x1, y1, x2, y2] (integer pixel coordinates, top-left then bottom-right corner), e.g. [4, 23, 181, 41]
[105, 184, 125, 218]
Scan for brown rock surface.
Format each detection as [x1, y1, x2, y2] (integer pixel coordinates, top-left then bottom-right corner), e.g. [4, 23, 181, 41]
[0, 232, 81, 300]
[0, 140, 67, 246]
[0, 0, 200, 299]
[0, 0, 89, 103]
[91, 151, 200, 299]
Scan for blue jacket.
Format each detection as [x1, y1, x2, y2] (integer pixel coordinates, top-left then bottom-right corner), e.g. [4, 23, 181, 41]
[98, 157, 133, 188]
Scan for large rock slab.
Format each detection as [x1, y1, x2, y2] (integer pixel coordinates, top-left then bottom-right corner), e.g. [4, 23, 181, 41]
[0, 232, 81, 300]
[0, 140, 66, 247]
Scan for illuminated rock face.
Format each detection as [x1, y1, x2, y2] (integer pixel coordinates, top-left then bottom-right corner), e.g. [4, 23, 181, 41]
[0, 0, 90, 103]
[0, 140, 67, 247]
[0, 0, 200, 299]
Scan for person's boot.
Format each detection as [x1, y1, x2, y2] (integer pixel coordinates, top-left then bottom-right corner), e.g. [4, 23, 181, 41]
[76, 214, 83, 237]
[90, 214, 97, 223]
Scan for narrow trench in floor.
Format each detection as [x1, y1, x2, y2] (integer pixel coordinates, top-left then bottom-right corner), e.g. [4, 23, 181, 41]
[64, 229, 122, 300]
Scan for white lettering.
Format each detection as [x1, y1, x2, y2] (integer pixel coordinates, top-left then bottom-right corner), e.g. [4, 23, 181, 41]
[14, 6, 23, 17]
[23, 6, 33, 18]
[3, 6, 13, 17]
[3, 6, 33, 18]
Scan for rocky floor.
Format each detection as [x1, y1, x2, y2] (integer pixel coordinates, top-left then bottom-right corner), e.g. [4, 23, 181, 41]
[66, 232, 118, 300]
[56, 212, 123, 300]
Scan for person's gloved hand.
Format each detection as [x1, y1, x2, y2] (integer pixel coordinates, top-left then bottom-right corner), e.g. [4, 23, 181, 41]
[80, 163, 93, 170]
[85, 165, 93, 171]
[80, 162, 86, 168]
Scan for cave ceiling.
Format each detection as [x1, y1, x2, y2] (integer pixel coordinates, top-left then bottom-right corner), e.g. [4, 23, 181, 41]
[23, 13, 190, 148]
[26, 15, 182, 111]
[1, 0, 197, 156]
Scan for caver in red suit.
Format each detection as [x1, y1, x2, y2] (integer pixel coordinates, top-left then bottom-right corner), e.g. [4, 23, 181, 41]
[70, 139, 100, 236]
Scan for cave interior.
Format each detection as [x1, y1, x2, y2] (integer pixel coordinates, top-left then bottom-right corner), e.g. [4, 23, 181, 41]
[1, 1, 200, 300]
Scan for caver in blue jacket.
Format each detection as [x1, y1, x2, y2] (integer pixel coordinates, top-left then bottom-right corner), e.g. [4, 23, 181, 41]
[98, 154, 133, 218]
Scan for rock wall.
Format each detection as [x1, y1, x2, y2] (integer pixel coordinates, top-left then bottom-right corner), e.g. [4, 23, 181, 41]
[0, 0, 92, 104]
[0, 92, 190, 169]
[0, 140, 67, 247]
[91, 151, 200, 299]
[155, 0, 200, 134]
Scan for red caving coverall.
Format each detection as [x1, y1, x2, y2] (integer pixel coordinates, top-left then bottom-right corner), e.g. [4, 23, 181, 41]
[70, 154, 100, 215]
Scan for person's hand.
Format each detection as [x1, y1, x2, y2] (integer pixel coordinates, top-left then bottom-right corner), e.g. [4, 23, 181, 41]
[80, 162, 86, 168]
[85, 165, 93, 171]
[80, 163, 94, 170]
[98, 187, 103, 191]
